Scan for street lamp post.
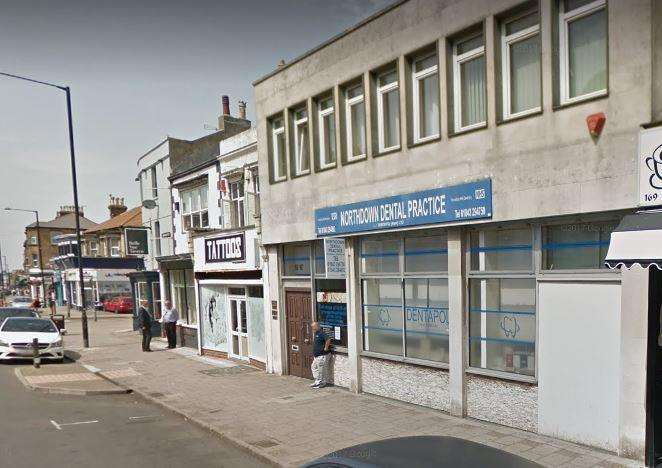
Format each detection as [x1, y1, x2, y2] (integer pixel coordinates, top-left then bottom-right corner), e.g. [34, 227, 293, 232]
[0, 71, 89, 347]
[4, 208, 46, 307]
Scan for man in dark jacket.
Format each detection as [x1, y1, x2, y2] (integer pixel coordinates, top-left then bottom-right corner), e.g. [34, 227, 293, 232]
[138, 299, 153, 352]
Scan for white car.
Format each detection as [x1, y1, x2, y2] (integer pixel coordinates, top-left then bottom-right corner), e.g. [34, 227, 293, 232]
[0, 317, 64, 362]
[10, 296, 34, 308]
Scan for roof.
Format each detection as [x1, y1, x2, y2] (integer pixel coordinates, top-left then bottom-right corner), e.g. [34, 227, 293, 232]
[27, 212, 98, 230]
[252, 0, 407, 86]
[84, 207, 142, 234]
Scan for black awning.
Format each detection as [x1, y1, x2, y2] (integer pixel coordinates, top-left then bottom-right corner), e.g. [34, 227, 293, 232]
[605, 211, 662, 269]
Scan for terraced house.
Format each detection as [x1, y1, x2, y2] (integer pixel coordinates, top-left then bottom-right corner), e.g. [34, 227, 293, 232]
[254, 0, 662, 462]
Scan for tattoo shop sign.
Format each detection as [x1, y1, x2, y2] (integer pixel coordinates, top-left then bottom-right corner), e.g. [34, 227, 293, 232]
[639, 126, 662, 207]
[205, 233, 245, 263]
[315, 179, 492, 236]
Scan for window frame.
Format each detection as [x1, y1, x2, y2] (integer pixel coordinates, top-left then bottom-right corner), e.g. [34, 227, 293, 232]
[345, 84, 367, 162]
[89, 240, 98, 257]
[376, 69, 401, 153]
[109, 237, 121, 257]
[228, 178, 246, 228]
[412, 53, 440, 144]
[180, 184, 209, 232]
[452, 33, 487, 133]
[150, 165, 158, 199]
[292, 107, 311, 176]
[558, 0, 608, 105]
[317, 96, 337, 170]
[501, 11, 542, 120]
[271, 117, 287, 182]
[153, 221, 161, 258]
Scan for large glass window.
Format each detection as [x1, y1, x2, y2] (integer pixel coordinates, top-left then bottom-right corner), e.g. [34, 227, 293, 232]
[412, 54, 440, 143]
[169, 269, 196, 325]
[283, 244, 311, 277]
[501, 11, 541, 119]
[376, 69, 400, 152]
[180, 184, 209, 231]
[229, 179, 245, 228]
[318, 96, 336, 169]
[405, 278, 449, 362]
[543, 220, 616, 270]
[363, 278, 404, 357]
[453, 33, 486, 132]
[361, 237, 400, 274]
[405, 234, 448, 273]
[292, 107, 310, 176]
[345, 83, 366, 161]
[559, 0, 607, 103]
[468, 227, 535, 377]
[271, 116, 287, 181]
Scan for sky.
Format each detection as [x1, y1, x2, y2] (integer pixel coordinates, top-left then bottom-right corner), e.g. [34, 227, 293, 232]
[0, 0, 393, 270]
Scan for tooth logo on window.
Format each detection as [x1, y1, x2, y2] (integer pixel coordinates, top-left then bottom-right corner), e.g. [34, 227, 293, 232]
[377, 308, 391, 327]
[500, 315, 520, 339]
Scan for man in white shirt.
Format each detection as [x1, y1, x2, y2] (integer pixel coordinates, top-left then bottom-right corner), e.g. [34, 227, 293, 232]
[161, 300, 179, 349]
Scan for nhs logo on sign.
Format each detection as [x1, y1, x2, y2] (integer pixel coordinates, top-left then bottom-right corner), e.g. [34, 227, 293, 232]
[315, 179, 492, 236]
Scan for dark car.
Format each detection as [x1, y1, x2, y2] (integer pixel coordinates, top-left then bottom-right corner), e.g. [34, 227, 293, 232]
[301, 436, 541, 468]
[0, 308, 40, 323]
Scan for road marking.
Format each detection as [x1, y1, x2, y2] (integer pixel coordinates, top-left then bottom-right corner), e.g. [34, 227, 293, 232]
[82, 364, 101, 373]
[128, 415, 158, 421]
[51, 419, 99, 430]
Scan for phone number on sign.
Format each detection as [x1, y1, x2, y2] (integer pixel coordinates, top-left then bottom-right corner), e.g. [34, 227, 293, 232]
[454, 206, 486, 218]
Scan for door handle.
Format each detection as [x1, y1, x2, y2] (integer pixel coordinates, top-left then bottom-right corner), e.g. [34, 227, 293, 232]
[304, 339, 310, 344]
[291, 345, 299, 351]
[291, 336, 296, 341]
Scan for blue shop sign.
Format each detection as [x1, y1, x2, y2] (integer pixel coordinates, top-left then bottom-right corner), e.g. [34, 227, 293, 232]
[315, 179, 492, 236]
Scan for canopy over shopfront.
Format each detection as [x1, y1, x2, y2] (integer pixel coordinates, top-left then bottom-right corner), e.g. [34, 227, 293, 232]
[605, 211, 662, 269]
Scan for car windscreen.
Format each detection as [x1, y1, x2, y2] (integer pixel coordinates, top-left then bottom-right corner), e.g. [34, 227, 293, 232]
[0, 310, 37, 321]
[2, 318, 57, 333]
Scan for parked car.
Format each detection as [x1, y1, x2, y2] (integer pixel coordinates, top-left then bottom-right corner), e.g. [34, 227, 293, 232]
[0, 317, 64, 362]
[93, 300, 104, 311]
[302, 436, 541, 468]
[103, 297, 115, 312]
[114, 296, 133, 314]
[0, 308, 40, 322]
[10, 296, 34, 308]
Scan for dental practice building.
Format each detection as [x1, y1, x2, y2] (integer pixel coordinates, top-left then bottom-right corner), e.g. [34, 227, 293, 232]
[254, 0, 662, 463]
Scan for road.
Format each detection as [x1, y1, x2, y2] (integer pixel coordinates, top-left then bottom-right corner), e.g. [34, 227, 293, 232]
[0, 361, 268, 468]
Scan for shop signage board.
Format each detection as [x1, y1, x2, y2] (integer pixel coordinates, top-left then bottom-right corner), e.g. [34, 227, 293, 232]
[205, 233, 246, 263]
[315, 179, 492, 236]
[323, 238, 346, 278]
[125, 228, 149, 255]
[638, 126, 662, 207]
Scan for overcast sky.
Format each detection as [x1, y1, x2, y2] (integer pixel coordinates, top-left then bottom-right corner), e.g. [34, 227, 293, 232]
[0, 0, 392, 270]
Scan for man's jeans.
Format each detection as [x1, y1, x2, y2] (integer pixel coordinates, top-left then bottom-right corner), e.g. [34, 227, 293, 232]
[311, 354, 329, 386]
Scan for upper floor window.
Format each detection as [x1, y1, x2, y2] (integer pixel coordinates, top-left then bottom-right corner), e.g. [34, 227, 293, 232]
[501, 11, 541, 119]
[229, 179, 245, 228]
[345, 84, 366, 161]
[376, 69, 400, 152]
[318, 96, 336, 169]
[542, 220, 616, 270]
[29, 235, 37, 245]
[89, 240, 99, 257]
[271, 117, 287, 182]
[31, 254, 38, 267]
[412, 53, 440, 143]
[181, 184, 209, 231]
[50, 231, 62, 245]
[150, 166, 158, 199]
[452, 33, 486, 132]
[251, 168, 260, 194]
[109, 238, 121, 257]
[292, 107, 310, 176]
[559, 0, 607, 104]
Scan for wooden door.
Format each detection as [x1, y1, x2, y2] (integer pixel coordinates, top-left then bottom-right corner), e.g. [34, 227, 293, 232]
[286, 290, 313, 379]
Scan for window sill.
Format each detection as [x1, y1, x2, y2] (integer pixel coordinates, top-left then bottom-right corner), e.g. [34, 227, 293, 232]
[270, 176, 288, 185]
[361, 350, 449, 370]
[497, 108, 543, 126]
[372, 146, 401, 158]
[409, 134, 441, 149]
[316, 162, 338, 173]
[466, 366, 537, 385]
[449, 122, 487, 138]
[343, 154, 367, 166]
[554, 89, 608, 111]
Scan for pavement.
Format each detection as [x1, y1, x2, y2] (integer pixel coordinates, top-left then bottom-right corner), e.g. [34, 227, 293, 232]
[0, 356, 268, 468]
[33, 314, 642, 468]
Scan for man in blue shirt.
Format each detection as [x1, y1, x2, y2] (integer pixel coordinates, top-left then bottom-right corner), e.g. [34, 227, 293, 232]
[311, 321, 331, 389]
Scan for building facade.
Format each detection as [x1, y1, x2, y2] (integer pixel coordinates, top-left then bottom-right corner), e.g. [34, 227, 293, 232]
[254, 0, 662, 461]
[158, 96, 251, 348]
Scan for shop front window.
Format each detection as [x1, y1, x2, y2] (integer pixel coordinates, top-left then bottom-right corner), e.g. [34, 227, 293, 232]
[283, 244, 311, 277]
[543, 220, 616, 270]
[468, 227, 535, 377]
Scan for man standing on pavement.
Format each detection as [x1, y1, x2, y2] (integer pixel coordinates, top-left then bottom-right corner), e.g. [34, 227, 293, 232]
[138, 299, 153, 352]
[310, 322, 332, 389]
[161, 299, 179, 349]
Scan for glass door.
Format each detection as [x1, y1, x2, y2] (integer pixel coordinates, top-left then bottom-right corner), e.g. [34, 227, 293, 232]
[228, 296, 249, 360]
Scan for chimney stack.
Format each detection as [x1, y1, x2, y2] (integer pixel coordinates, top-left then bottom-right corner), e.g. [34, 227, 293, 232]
[108, 194, 128, 218]
[56, 205, 84, 218]
[238, 101, 247, 120]
[222, 95, 230, 116]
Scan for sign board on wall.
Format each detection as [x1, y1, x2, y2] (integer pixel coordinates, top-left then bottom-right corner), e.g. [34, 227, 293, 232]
[638, 126, 662, 206]
[205, 233, 245, 263]
[315, 179, 492, 236]
[324, 238, 346, 278]
[125, 228, 149, 255]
